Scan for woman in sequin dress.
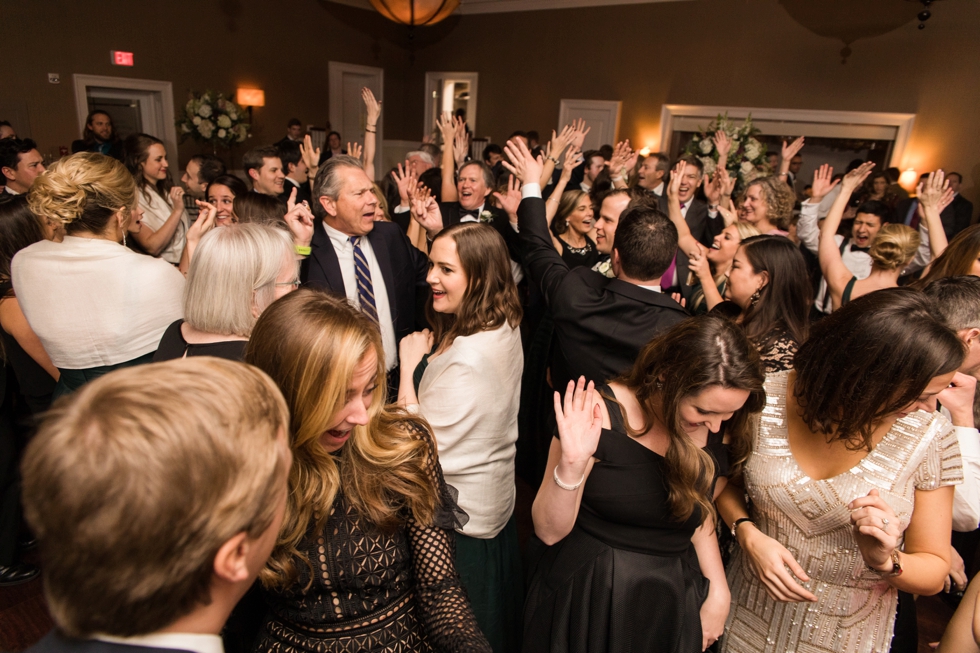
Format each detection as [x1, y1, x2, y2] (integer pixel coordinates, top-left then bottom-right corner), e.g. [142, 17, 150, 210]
[244, 289, 491, 653]
[717, 289, 965, 653]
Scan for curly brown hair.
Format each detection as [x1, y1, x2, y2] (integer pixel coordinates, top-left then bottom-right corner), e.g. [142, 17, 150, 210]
[745, 175, 796, 231]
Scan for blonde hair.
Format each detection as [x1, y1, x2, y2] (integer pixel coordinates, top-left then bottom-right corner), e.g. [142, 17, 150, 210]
[27, 152, 136, 235]
[869, 223, 920, 270]
[744, 176, 796, 230]
[184, 223, 296, 337]
[245, 289, 440, 588]
[21, 358, 291, 638]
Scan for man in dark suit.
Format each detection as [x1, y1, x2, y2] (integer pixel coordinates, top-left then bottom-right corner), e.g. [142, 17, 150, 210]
[946, 172, 974, 239]
[277, 140, 312, 207]
[505, 140, 688, 389]
[274, 118, 304, 150]
[301, 155, 430, 393]
[21, 359, 291, 653]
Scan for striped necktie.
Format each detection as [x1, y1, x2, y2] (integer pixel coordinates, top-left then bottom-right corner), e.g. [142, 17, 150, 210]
[349, 236, 380, 327]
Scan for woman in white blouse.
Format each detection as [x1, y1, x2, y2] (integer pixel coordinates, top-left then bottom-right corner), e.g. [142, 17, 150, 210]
[124, 133, 188, 264]
[12, 152, 183, 396]
[398, 223, 524, 653]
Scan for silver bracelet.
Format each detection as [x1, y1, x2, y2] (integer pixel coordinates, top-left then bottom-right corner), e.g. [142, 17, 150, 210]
[553, 465, 585, 491]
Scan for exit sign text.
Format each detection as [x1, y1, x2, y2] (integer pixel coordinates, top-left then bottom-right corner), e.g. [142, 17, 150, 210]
[111, 51, 134, 66]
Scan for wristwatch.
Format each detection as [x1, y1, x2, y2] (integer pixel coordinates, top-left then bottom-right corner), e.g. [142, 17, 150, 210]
[731, 517, 754, 538]
[885, 550, 903, 577]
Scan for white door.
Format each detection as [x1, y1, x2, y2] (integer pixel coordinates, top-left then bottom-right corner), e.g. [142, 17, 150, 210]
[558, 99, 622, 151]
[328, 62, 383, 176]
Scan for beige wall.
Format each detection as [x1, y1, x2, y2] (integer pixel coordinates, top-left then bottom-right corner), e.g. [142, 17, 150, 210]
[3, 0, 978, 216]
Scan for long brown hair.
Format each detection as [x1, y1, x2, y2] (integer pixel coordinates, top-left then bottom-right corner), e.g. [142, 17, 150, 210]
[794, 288, 963, 451]
[427, 223, 522, 351]
[737, 235, 811, 351]
[123, 133, 173, 202]
[915, 223, 980, 286]
[245, 289, 439, 587]
[614, 315, 765, 524]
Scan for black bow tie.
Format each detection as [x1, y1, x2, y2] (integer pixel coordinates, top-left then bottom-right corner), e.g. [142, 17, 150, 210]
[460, 208, 481, 219]
[850, 245, 870, 253]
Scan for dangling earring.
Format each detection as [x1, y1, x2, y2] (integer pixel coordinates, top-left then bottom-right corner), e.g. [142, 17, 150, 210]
[655, 380, 663, 389]
[750, 289, 761, 306]
[122, 233, 127, 247]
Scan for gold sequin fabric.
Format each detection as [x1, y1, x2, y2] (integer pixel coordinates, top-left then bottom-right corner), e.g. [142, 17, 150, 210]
[722, 371, 962, 653]
[257, 423, 491, 653]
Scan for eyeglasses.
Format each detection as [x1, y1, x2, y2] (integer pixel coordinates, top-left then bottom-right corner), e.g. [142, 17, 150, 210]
[275, 279, 301, 288]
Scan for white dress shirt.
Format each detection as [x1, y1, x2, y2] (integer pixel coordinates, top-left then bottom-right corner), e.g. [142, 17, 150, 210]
[323, 221, 397, 370]
[12, 236, 184, 368]
[139, 188, 189, 264]
[797, 199, 872, 313]
[940, 406, 980, 532]
[413, 324, 523, 538]
[95, 633, 223, 653]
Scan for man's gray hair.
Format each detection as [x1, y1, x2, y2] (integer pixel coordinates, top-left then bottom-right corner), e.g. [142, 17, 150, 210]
[313, 155, 363, 219]
[922, 276, 980, 332]
[407, 150, 435, 166]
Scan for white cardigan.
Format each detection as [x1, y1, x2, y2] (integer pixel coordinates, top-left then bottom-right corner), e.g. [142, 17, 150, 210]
[139, 187, 188, 264]
[416, 323, 523, 539]
[12, 236, 184, 368]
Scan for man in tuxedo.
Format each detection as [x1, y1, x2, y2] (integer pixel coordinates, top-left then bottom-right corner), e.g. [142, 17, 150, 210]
[574, 150, 605, 193]
[946, 172, 974, 238]
[301, 155, 430, 393]
[274, 118, 304, 149]
[243, 146, 285, 196]
[21, 358, 291, 653]
[507, 140, 688, 388]
[277, 140, 312, 206]
[0, 138, 45, 196]
[635, 152, 669, 202]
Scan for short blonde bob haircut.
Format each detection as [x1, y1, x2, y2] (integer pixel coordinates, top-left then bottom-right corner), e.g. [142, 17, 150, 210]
[28, 152, 137, 235]
[184, 223, 296, 337]
[21, 357, 291, 638]
[245, 289, 441, 588]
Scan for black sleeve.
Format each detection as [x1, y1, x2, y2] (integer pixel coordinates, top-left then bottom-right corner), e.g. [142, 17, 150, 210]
[409, 232, 432, 330]
[517, 196, 570, 307]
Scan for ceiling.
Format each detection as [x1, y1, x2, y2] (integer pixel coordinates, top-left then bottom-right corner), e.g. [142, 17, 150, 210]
[329, 0, 692, 15]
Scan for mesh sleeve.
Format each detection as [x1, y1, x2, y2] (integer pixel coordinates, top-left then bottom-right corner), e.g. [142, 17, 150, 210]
[405, 423, 492, 652]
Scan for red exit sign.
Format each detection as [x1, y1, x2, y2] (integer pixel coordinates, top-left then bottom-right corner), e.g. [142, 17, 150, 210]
[111, 51, 134, 66]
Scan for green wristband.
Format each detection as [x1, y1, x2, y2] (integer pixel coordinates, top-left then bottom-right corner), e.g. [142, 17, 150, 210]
[294, 245, 311, 256]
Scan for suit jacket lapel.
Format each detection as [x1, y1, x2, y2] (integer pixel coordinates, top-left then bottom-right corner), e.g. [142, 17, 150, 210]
[311, 220, 346, 291]
[367, 228, 398, 324]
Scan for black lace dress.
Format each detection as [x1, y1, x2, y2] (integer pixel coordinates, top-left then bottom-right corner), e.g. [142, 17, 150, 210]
[523, 386, 728, 653]
[256, 422, 492, 653]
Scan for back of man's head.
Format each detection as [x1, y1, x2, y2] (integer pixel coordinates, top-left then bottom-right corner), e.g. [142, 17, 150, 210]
[922, 276, 980, 333]
[21, 358, 291, 639]
[613, 206, 678, 281]
[193, 155, 227, 187]
[277, 140, 302, 174]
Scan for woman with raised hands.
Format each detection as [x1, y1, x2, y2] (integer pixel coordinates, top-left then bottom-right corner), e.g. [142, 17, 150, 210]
[686, 221, 761, 314]
[246, 288, 491, 653]
[396, 222, 524, 653]
[718, 289, 965, 653]
[13, 152, 183, 396]
[525, 316, 766, 653]
[123, 133, 189, 264]
[819, 162, 923, 310]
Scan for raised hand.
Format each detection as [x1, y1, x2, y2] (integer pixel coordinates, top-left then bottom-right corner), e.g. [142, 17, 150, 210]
[569, 118, 591, 150]
[453, 126, 469, 168]
[361, 87, 381, 127]
[492, 174, 522, 217]
[848, 488, 904, 572]
[283, 189, 315, 248]
[667, 161, 687, 201]
[502, 137, 543, 186]
[713, 129, 732, 163]
[608, 140, 634, 177]
[703, 169, 723, 206]
[300, 134, 321, 174]
[169, 186, 185, 205]
[188, 200, 217, 245]
[560, 145, 581, 182]
[549, 124, 575, 159]
[810, 163, 839, 203]
[716, 203, 737, 227]
[554, 377, 602, 468]
[391, 162, 418, 207]
[347, 141, 363, 162]
[410, 183, 443, 237]
[687, 243, 713, 281]
[436, 111, 455, 144]
[841, 161, 876, 194]
[917, 170, 950, 213]
[781, 136, 805, 164]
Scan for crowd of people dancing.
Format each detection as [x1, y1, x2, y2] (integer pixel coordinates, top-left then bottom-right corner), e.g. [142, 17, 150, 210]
[1, 88, 980, 653]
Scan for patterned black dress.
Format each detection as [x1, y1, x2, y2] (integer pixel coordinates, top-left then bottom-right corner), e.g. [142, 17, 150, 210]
[256, 422, 491, 653]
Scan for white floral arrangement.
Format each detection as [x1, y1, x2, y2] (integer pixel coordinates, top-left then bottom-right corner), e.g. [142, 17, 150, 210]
[684, 114, 768, 190]
[176, 90, 250, 149]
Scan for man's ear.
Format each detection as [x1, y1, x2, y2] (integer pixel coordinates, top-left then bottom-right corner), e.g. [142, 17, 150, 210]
[212, 531, 250, 584]
[1, 166, 15, 183]
[287, 162, 297, 176]
[248, 169, 259, 183]
[319, 195, 338, 218]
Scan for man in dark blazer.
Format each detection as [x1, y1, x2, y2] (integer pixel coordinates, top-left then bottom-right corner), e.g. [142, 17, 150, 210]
[301, 155, 430, 393]
[946, 172, 974, 239]
[21, 359, 291, 653]
[276, 140, 313, 207]
[506, 140, 688, 389]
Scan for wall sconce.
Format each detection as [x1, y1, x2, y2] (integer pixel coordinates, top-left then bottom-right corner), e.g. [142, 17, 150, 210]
[899, 168, 918, 192]
[236, 88, 265, 107]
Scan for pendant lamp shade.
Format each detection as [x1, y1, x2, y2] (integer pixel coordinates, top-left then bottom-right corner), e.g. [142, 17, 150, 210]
[368, 0, 459, 26]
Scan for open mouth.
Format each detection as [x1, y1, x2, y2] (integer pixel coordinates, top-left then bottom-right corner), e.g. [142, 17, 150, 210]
[432, 289, 447, 300]
[325, 429, 351, 443]
[711, 242, 721, 250]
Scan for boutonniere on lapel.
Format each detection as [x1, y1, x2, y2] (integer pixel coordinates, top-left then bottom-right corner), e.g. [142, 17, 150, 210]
[594, 259, 614, 278]
[479, 210, 494, 224]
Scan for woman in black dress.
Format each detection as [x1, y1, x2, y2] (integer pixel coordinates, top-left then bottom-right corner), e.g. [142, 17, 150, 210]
[525, 316, 765, 653]
[548, 190, 601, 269]
[245, 289, 491, 653]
